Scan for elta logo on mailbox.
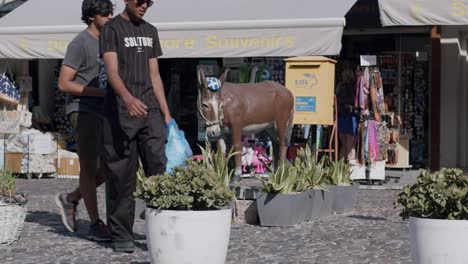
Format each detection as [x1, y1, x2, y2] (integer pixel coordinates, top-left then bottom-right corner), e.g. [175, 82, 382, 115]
[294, 73, 318, 89]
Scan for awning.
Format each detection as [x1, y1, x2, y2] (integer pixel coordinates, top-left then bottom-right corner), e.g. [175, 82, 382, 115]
[0, 0, 357, 59]
[0, 0, 27, 14]
[379, 0, 468, 27]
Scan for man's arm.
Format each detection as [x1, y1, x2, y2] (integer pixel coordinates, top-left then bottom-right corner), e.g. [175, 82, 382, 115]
[149, 58, 172, 124]
[58, 65, 106, 97]
[102, 52, 148, 118]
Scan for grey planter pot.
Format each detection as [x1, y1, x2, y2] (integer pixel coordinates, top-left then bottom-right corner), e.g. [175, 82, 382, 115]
[256, 191, 310, 227]
[330, 184, 359, 214]
[319, 187, 334, 217]
[305, 189, 324, 221]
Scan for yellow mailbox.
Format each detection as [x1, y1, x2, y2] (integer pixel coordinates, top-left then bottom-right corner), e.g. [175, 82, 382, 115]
[285, 56, 336, 125]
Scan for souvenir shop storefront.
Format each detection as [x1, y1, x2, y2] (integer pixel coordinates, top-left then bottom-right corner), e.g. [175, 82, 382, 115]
[333, 0, 468, 172]
[373, 0, 468, 170]
[333, 0, 436, 170]
[335, 32, 432, 169]
[0, 0, 358, 176]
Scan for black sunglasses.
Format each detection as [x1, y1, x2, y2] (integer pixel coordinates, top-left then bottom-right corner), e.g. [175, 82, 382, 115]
[136, 0, 153, 7]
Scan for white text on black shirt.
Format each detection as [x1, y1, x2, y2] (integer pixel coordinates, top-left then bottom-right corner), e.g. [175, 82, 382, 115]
[124, 37, 154, 48]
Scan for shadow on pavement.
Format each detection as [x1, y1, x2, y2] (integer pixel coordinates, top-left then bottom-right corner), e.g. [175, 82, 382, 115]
[25, 210, 91, 239]
[25, 210, 148, 250]
[347, 215, 387, 221]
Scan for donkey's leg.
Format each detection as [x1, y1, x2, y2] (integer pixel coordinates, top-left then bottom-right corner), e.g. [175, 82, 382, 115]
[217, 137, 227, 157]
[276, 113, 291, 162]
[230, 126, 243, 184]
[265, 127, 280, 170]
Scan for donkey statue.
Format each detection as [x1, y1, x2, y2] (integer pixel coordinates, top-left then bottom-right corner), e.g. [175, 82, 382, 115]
[197, 68, 294, 182]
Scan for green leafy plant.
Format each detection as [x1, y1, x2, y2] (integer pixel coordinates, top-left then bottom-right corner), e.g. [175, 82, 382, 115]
[394, 168, 468, 220]
[259, 161, 300, 194]
[294, 146, 328, 190]
[259, 145, 336, 194]
[0, 170, 16, 198]
[199, 143, 236, 187]
[135, 144, 236, 210]
[326, 158, 352, 186]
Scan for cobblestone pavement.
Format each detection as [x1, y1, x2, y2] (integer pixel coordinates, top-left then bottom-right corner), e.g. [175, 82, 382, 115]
[0, 178, 411, 264]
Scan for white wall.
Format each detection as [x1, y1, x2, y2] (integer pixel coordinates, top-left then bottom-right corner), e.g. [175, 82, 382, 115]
[440, 26, 468, 170]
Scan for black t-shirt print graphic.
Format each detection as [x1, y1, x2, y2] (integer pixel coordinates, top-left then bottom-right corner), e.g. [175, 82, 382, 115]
[100, 15, 163, 111]
[124, 36, 154, 53]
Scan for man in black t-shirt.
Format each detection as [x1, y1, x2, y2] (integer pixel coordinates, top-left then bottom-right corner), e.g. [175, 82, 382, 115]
[100, 0, 172, 253]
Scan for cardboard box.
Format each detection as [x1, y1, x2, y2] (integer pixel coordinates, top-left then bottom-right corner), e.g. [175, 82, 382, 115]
[57, 157, 80, 176]
[5, 152, 24, 173]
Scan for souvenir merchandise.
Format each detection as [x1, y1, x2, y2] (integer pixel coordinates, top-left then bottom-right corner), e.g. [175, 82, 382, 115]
[0, 109, 20, 135]
[353, 66, 388, 165]
[0, 73, 20, 105]
[5, 129, 57, 174]
[238, 57, 285, 85]
[410, 62, 427, 163]
[241, 136, 272, 176]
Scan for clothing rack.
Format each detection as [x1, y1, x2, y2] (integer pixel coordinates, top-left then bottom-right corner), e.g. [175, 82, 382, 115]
[354, 66, 387, 183]
[355, 66, 380, 73]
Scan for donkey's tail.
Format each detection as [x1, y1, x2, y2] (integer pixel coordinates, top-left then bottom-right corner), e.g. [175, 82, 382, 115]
[285, 109, 294, 146]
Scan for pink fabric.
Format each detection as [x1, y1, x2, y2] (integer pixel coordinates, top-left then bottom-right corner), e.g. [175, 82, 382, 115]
[192, 155, 203, 161]
[358, 68, 369, 115]
[368, 121, 379, 162]
[251, 150, 271, 174]
[242, 147, 271, 174]
[359, 75, 366, 112]
[363, 68, 370, 94]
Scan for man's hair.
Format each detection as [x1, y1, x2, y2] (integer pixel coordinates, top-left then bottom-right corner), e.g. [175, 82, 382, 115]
[81, 0, 114, 25]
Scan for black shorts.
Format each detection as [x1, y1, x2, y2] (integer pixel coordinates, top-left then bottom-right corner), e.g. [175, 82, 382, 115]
[69, 112, 103, 161]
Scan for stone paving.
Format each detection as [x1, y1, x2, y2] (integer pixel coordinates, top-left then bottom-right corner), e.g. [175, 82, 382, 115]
[0, 178, 412, 264]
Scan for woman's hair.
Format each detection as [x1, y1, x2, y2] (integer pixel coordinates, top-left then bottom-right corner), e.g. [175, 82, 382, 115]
[341, 68, 355, 83]
[81, 0, 114, 25]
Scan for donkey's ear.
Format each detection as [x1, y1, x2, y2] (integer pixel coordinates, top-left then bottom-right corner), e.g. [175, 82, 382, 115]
[219, 69, 229, 85]
[197, 67, 207, 88]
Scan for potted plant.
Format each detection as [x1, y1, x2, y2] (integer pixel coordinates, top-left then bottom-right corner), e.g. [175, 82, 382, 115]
[293, 146, 329, 220]
[0, 170, 28, 245]
[256, 159, 312, 226]
[394, 168, 468, 264]
[135, 145, 235, 264]
[326, 158, 359, 214]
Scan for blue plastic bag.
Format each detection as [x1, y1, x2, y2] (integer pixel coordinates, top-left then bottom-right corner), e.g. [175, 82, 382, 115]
[165, 119, 193, 173]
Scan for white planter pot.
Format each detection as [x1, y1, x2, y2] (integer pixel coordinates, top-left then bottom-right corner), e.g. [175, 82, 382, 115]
[409, 217, 468, 264]
[145, 208, 232, 264]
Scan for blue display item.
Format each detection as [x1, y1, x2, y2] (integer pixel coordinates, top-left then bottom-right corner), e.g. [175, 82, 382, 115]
[206, 77, 222, 92]
[0, 74, 20, 101]
[295, 96, 316, 112]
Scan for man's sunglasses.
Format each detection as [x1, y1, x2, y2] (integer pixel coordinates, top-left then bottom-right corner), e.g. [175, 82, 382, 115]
[136, 0, 154, 7]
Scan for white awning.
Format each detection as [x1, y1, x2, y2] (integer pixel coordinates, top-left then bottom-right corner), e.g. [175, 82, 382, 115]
[379, 0, 468, 27]
[0, 0, 356, 59]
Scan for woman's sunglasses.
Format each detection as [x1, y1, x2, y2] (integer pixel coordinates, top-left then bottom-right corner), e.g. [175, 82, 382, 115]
[136, 0, 154, 7]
